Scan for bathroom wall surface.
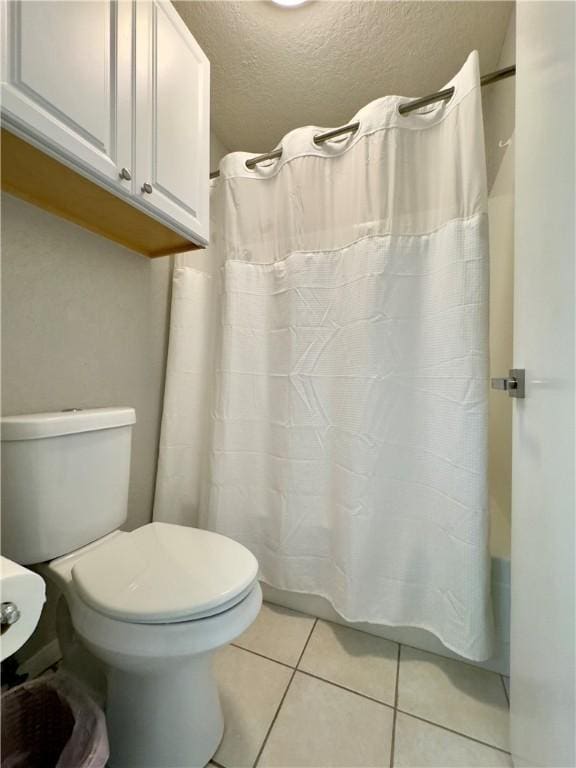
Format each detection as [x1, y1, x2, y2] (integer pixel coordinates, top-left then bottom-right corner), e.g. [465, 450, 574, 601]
[1, 193, 172, 532]
[488, 143, 514, 559]
[1, 131, 228, 668]
[1, 192, 172, 665]
[1, 128, 229, 532]
[484, 6, 515, 559]
[210, 131, 228, 174]
[483, 6, 516, 191]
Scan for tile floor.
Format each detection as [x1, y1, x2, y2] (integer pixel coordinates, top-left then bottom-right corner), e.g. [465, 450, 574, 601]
[210, 603, 511, 768]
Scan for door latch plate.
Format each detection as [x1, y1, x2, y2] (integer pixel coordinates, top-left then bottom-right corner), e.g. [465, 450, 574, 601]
[491, 369, 525, 398]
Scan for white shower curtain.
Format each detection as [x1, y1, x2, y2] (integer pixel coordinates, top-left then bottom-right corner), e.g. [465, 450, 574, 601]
[154, 51, 493, 661]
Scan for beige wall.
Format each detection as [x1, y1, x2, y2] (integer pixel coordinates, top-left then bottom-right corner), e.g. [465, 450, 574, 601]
[1, 131, 229, 665]
[210, 130, 228, 174]
[488, 146, 514, 559]
[483, 5, 516, 192]
[1, 194, 172, 532]
[484, 7, 515, 558]
[0, 193, 172, 664]
[1, 130, 229, 530]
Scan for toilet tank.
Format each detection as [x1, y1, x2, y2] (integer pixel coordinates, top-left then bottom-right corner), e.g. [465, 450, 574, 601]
[1, 408, 136, 565]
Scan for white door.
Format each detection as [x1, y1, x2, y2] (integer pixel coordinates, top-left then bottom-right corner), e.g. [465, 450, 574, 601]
[0, 0, 132, 190]
[134, 0, 209, 244]
[510, 2, 575, 767]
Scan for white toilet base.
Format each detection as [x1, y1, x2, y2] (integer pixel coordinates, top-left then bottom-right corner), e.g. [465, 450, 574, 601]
[106, 652, 224, 768]
[68, 583, 263, 768]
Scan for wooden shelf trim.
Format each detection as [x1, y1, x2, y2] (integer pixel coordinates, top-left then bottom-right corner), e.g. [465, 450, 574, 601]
[1, 130, 201, 258]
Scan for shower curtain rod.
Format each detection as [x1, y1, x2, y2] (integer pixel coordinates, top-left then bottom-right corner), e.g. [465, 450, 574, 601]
[209, 65, 515, 179]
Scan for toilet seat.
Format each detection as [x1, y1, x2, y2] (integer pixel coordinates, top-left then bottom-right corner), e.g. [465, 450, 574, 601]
[70, 522, 259, 624]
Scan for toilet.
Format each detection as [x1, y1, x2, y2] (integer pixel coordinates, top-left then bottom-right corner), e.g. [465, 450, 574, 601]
[0, 407, 262, 768]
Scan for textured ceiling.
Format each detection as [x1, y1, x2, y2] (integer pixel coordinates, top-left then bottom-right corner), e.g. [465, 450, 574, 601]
[175, 0, 513, 154]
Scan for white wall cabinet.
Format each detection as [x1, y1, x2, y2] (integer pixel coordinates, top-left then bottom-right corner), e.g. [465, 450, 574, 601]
[0, 0, 133, 189]
[135, 1, 209, 239]
[1, 0, 210, 252]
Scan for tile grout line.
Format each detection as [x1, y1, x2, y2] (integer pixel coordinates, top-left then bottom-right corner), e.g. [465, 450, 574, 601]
[319, 617, 506, 679]
[389, 643, 402, 768]
[231, 643, 295, 671]
[394, 638, 501, 675]
[231, 617, 511, 761]
[229, 640, 394, 709]
[248, 607, 506, 678]
[252, 618, 318, 768]
[500, 674, 510, 707]
[293, 617, 318, 671]
[231, 637, 511, 757]
[296, 669, 395, 711]
[396, 709, 512, 756]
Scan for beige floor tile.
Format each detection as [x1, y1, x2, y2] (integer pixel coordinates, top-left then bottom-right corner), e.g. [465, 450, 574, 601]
[258, 672, 394, 767]
[213, 645, 292, 768]
[398, 647, 509, 751]
[299, 620, 398, 704]
[394, 712, 512, 767]
[234, 602, 316, 666]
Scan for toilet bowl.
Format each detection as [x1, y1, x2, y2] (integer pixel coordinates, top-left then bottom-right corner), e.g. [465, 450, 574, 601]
[72, 585, 261, 768]
[1, 408, 262, 768]
[42, 522, 262, 768]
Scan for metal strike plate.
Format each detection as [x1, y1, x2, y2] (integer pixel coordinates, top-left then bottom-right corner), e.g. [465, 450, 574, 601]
[491, 369, 525, 399]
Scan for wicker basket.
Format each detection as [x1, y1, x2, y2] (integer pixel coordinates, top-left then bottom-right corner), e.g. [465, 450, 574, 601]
[1, 673, 109, 768]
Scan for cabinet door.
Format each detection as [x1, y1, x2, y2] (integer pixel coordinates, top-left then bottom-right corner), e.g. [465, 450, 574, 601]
[0, 0, 132, 191]
[135, 0, 209, 244]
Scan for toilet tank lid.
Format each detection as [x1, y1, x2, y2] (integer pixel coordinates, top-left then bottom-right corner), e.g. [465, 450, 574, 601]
[1, 407, 136, 441]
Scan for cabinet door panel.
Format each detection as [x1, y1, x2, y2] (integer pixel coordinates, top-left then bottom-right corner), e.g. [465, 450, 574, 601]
[1, 0, 131, 188]
[135, 0, 209, 243]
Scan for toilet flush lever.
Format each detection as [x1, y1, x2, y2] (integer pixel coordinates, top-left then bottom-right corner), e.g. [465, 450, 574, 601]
[491, 369, 525, 398]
